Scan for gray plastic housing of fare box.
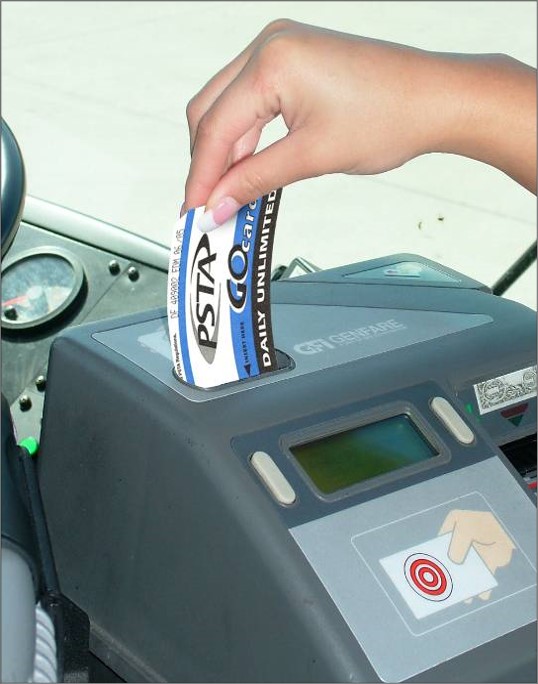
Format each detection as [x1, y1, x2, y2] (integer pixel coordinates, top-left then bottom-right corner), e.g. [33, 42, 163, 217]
[37, 255, 537, 682]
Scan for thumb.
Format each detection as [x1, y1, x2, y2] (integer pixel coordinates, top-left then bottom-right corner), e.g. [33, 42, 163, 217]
[199, 131, 322, 231]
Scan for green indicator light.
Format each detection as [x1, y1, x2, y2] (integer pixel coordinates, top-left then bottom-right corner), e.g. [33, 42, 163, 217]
[19, 436, 39, 457]
[465, 402, 481, 421]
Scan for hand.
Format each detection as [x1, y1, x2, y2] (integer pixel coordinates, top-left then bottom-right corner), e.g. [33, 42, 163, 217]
[184, 19, 536, 230]
[439, 509, 516, 601]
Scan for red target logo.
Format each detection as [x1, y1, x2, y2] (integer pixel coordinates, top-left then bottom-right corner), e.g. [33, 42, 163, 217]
[404, 553, 453, 601]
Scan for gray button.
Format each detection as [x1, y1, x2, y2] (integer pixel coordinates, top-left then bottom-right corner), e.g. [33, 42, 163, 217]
[430, 396, 475, 445]
[250, 451, 296, 505]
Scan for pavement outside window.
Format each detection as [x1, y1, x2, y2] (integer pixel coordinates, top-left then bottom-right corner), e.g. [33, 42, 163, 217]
[2, 1, 536, 308]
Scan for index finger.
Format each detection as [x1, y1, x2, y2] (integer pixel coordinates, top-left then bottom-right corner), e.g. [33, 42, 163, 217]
[447, 521, 475, 564]
[186, 19, 295, 153]
[184, 64, 281, 210]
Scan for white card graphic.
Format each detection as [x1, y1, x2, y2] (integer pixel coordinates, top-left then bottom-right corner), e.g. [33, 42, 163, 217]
[380, 533, 498, 619]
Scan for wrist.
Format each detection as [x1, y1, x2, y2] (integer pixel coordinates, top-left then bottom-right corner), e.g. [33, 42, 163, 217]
[426, 53, 537, 192]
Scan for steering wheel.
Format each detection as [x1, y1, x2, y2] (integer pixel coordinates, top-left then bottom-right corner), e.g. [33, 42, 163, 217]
[1, 120, 26, 259]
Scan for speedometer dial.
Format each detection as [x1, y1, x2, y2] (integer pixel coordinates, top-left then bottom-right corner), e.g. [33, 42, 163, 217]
[1, 248, 85, 331]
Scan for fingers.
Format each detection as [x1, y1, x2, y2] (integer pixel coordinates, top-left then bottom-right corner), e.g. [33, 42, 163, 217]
[440, 510, 474, 563]
[186, 19, 298, 154]
[212, 129, 322, 206]
[195, 130, 323, 232]
[446, 520, 475, 564]
[186, 47, 256, 155]
[441, 509, 517, 572]
[184, 19, 312, 214]
[184, 54, 283, 211]
[475, 539, 515, 572]
[439, 510, 459, 536]
[440, 510, 487, 565]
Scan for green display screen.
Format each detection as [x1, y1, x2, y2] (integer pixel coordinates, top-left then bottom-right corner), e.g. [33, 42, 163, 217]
[290, 414, 438, 494]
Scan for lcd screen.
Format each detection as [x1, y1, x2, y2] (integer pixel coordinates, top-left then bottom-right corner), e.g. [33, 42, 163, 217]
[290, 414, 438, 494]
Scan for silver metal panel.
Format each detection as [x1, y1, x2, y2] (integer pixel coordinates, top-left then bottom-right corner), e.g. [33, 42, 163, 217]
[22, 196, 169, 269]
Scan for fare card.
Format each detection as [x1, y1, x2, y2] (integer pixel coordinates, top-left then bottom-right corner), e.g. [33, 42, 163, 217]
[167, 190, 281, 388]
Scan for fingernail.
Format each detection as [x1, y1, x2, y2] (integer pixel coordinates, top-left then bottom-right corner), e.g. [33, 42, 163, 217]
[198, 197, 240, 233]
[179, 201, 186, 217]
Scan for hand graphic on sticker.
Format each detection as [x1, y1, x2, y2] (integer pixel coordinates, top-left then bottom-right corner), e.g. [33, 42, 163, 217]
[439, 510, 515, 601]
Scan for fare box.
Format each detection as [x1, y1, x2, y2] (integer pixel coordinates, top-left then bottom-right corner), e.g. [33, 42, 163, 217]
[380, 533, 498, 619]
[167, 190, 281, 389]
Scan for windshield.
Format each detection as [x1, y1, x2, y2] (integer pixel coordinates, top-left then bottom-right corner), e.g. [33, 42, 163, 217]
[2, 1, 536, 309]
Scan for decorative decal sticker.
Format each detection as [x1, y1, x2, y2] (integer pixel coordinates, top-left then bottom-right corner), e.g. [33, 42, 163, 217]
[474, 365, 536, 415]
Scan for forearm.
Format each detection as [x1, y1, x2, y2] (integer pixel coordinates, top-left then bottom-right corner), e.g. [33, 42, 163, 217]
[184, 21, 537, 220]
[428, 53, 537, 193]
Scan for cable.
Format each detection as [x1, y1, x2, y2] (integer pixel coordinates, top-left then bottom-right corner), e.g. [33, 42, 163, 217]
[492, 241, 537, 296]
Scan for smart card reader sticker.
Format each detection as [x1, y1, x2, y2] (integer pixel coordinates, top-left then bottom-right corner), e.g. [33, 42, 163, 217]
[292, 462, 536, 682]
[379, 532, 498, 619]
[167, 190, 281, 388]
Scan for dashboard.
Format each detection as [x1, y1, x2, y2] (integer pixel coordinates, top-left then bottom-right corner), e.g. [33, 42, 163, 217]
[1, 196, 169, 443]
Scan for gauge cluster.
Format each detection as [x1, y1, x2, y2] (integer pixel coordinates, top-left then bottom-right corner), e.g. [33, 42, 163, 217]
[2, 248, 86, 331]
[2, 218, 168, 442]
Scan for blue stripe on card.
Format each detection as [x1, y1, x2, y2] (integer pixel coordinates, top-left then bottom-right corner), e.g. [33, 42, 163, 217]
[178, 209, 194, 384]
[229, 200, 262, 379]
